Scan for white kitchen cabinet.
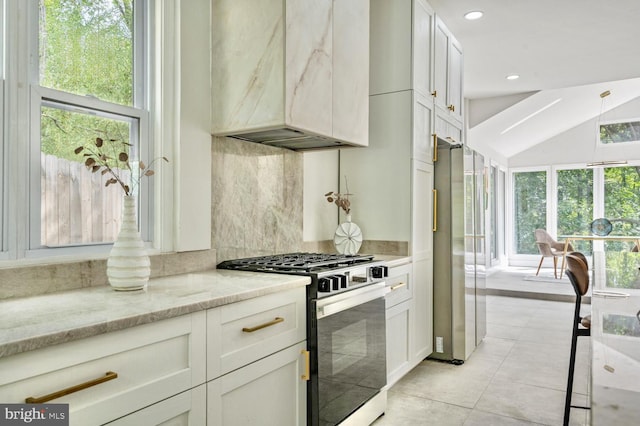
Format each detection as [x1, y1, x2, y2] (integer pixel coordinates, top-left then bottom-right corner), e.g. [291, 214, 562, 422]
[435, 112, 463, 145]
[411, 161, 434, 364]
[369, 0, 433, 97]
[434, 15, 463, 125]
[106, 385, 206, 426]
[206, 287, 306, 381]
[386, 300, 412, 388]
[211, 0, 369, 147]
[206, 287, 307, 426]
[385, 263, 413, 387]
[207, 341, 307, 426]
[0, 312, 206, 426]
[414, 91, 435, 163]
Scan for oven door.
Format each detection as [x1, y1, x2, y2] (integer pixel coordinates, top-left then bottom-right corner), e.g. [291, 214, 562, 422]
[315, 282, 388, 425]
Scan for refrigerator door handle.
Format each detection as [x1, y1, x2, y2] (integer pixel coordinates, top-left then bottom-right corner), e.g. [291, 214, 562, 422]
[432, 189, 438, 232]
[432, 134, 438, 162]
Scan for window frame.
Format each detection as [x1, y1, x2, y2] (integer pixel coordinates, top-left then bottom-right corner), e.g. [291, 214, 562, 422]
[28, 0, 152, 257]
[597, 117, 640, 146]
[0, 0, 4, 255]
[508, 161, 640, 266]
[1, 0, 167, 263]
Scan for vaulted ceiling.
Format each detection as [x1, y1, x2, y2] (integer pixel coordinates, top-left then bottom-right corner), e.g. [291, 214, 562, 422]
[428, 0, 640, 158]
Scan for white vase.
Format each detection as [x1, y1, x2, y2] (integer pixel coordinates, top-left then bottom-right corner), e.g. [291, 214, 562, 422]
[107, 195, 151, 291]
[333, 214, 363, 255]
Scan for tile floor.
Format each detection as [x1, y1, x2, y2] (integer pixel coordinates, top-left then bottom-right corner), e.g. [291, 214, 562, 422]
[374, 267, 591, 426]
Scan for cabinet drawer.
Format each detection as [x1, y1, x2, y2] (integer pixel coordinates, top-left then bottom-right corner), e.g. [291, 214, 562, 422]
[106, 384, 206, 425]
[385, 263, 412, 308]
[0, 312, 206, 426]
[207, 341, 307, 426]
[207, 287, 306, 380]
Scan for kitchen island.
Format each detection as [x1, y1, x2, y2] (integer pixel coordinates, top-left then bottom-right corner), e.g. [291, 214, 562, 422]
[590, 251, 640, 424]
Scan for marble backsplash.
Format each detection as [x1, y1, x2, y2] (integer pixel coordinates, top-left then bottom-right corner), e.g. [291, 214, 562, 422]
[211, 137, 304, 262]
[0, 249, 217, 300]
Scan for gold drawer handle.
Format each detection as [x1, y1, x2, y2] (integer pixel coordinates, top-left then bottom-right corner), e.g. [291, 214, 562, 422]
[242, 317, 284, 333]
[301, 349, 310, 381]
[26, 371, 118, 404]
[390, 282, 407, 291]
[448, 104, 455, 112]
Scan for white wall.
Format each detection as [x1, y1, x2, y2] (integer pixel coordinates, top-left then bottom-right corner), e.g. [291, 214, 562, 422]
[509, 97, 640, 167]
[303, 150, 340, 242]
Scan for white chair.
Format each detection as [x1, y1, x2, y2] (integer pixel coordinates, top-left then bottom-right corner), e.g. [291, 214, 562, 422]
[534, 229, 572, 279]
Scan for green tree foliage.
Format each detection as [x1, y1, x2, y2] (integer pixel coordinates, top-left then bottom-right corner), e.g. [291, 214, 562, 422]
[604, 166, 640, 251]
[39, 0, 134, 161]
[600, 121, 640, 144]
[557, 169, 593, 253]
[513, 171, 547, 254]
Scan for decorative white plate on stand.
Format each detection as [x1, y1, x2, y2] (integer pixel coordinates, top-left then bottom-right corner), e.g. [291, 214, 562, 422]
[333, 218, 363, 255]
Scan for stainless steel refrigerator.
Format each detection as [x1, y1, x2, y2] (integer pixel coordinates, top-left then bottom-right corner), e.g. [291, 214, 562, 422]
[431, 142, 487, 363]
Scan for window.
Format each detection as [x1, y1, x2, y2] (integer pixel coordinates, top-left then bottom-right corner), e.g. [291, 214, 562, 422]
[557, 168, 593, 253]
[603, 165, 640, 250]
[32, 0, 150, 251]
[513, 170, 547, 254]
[599, 120, 640, 145]
[0, 0, 153, 260]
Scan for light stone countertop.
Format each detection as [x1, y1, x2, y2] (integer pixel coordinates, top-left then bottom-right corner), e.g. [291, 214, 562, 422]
[0, 269, 310, 358]
[374, 255, 412, 268]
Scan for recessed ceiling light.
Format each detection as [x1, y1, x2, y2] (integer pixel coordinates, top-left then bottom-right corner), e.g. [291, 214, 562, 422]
[464, 10, 484, 20]
[506, 74, 520, 80]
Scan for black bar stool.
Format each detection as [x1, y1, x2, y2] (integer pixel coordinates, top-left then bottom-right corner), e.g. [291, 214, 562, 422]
[563, 252, 591, 426]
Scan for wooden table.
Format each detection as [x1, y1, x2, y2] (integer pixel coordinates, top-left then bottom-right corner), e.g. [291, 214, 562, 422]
[559, 235, 640, 276]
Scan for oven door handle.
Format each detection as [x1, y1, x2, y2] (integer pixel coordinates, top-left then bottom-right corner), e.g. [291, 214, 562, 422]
[317, 282, 389, 319]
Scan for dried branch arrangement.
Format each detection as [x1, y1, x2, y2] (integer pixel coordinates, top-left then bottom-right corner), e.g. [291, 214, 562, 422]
[75, 137, 168, 196]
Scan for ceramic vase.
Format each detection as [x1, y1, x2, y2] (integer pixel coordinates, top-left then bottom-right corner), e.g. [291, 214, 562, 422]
[107, 195, 150, 291]
[333, 214, 363, 255]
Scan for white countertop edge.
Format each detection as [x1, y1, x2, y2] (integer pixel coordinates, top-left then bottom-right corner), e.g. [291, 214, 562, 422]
[0, 269, 310, 358]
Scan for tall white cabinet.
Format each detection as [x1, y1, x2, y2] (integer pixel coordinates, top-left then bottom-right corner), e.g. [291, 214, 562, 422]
[338, 0, 463, 386]
[339, 0, 443, 384]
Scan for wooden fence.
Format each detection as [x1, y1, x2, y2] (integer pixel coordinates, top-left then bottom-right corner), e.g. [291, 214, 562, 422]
[41, 154, 130, 247]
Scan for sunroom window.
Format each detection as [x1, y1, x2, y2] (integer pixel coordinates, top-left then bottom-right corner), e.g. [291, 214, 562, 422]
[599, 120, 640, 145]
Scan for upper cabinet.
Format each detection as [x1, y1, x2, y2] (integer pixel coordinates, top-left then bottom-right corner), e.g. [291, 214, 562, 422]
[434, 16, 463, 125]
[369, 0, 433, 97]
[211, 0, 369, 150]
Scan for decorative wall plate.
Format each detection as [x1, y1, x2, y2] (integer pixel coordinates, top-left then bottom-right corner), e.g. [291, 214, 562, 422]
[333, 220, 363, 255]
[590, 218, 613, 236]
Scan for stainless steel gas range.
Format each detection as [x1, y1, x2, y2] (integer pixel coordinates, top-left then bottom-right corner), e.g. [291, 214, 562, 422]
[217, 253, 389, 426]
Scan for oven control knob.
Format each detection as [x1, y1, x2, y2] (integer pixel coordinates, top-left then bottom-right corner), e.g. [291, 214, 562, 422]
[330, 276, 340, 291]
[318, 277, 332, 292]
[371, 266, 388, 279]
[336, 274, 348, 289]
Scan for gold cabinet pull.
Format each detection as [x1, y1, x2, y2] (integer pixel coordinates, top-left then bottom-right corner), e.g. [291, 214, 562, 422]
[390, 282, 407, 291]
[431, 90, 437, 97]
[26, 371, 118, 404]
[432, 189, 438, 232]
[432, 134, 438, 162]
[447, 104, 455, 112]
[242, 317, 284, 333]
[301, 350, 310, 381]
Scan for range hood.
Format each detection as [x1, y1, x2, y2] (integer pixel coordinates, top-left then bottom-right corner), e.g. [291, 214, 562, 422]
[225, 128, 362, 151]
